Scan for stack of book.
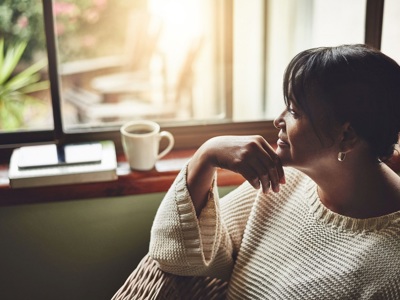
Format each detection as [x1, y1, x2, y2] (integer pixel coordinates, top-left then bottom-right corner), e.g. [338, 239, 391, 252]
[8, 140, 118, 188]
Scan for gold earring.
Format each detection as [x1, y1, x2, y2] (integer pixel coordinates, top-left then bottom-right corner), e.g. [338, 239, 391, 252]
[338, 152, 346, 162]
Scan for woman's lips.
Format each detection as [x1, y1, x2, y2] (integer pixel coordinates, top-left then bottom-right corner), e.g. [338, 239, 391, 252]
[277, 138, 289, 147]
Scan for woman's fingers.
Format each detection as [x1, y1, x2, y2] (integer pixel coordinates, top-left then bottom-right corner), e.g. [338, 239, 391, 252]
[210, 135, 285, 193]
[238, 155, 282, 194]
[259, 138, 285, 185]
[267, 168, 280, 193]
[248, 139, 284, 194]
[249, 177, 261, 190]
[243, 166, 279, 194]
[259, 174, 271, 193]
[251, 160, 281, 194]
[261, 156, 283, 193]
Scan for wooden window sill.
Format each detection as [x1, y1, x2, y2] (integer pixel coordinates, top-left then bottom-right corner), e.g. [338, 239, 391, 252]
[0, 149, 245, 206]
[1, 146, 398, 207]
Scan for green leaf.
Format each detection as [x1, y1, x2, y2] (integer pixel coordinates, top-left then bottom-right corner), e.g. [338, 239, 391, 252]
[5, 59, 47, 91]
[9, 59, 47, 81]
[0, 39, 4, 72]
[0, 40, 27, 84]
[0, 39, 49, 129]
[20, 80, 50, 94]
[2, 97, 24, 130]
[5, 72, 39, 92]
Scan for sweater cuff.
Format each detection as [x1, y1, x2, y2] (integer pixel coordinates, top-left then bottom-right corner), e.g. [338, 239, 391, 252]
[149, 160, 221, 271]
[175, 164, 220, 266]
[198, 178, 220, 263]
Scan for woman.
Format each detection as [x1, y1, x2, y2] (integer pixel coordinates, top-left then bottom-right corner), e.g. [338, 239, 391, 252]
[149, 44, 400, 299]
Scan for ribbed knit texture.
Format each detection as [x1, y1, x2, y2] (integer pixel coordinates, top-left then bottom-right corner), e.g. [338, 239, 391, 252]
[149, 165, 400, 299]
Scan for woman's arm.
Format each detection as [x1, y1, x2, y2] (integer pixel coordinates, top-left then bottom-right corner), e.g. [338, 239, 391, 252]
[187, 135, 285, 216]
[149, 135, 285, 280]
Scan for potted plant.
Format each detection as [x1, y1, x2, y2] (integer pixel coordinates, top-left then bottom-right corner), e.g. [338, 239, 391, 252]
[0, 39, 49, 130]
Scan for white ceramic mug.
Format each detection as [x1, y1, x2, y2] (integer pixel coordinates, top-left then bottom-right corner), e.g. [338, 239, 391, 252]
[120, 120, 174, 171]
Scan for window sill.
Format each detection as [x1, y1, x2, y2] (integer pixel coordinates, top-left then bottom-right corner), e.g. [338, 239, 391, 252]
[0, 149, 245, 206]
[1, 145, 398, 207]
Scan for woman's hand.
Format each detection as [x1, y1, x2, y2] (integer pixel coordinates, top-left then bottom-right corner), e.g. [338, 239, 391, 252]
[204, 135, 284, 193]
[187, 135, 285, 215]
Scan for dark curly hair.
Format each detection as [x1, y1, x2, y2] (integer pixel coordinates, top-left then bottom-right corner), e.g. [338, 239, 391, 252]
[283, 44, 400, 161]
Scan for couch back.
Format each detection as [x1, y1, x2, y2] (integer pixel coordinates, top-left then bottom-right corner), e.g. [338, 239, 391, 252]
[0, 187, 236, 300]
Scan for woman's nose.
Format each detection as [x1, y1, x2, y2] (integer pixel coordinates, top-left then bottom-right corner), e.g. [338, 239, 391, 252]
[273, 112, 285, 129]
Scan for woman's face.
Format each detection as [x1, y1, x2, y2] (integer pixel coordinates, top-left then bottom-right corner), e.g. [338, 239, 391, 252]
[273, 97, 339, 172]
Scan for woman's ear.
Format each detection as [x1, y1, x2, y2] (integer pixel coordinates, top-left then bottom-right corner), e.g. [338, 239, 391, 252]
[339, 122, 359, 153]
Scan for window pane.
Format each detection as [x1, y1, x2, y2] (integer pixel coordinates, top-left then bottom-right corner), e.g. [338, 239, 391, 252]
[381, 0, 400, 64]
[234, 0, 366, 121]
[0, 0, 53, 132]
[58, 0, 225, 130]
[57, 0, 368, 133]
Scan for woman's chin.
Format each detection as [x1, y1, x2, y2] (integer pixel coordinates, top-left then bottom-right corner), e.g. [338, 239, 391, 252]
[276, 148, 291, 166]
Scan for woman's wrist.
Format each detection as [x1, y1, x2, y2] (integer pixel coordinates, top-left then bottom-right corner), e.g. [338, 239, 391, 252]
[187, 141, 219, 216]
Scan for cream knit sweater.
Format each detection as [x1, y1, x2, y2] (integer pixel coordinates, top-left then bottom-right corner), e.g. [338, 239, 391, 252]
[149, 165, 400, 299]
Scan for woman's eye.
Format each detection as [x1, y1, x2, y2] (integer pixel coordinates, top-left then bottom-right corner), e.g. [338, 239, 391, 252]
[287, 106, 297, 116]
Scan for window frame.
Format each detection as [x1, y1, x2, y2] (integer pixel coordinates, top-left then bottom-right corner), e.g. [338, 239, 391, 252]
[0, 0, 385, 162]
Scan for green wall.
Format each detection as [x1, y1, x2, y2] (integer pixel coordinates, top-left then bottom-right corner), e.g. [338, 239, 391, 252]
[0, 186, 236, 300]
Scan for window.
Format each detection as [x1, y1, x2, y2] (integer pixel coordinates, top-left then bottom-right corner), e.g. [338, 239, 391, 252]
[0, 0, 52, 132]
[234, 0, 367, 121]
[381, 0, 400, 63]
[0, 0, 390, 159]
[58, 0, 226, 128]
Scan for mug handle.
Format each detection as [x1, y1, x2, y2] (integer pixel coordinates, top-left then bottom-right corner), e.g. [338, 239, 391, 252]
[157, 131, 175, 160]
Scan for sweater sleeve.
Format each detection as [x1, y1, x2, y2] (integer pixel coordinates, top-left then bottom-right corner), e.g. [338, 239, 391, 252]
[149, 163, 258, 281]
